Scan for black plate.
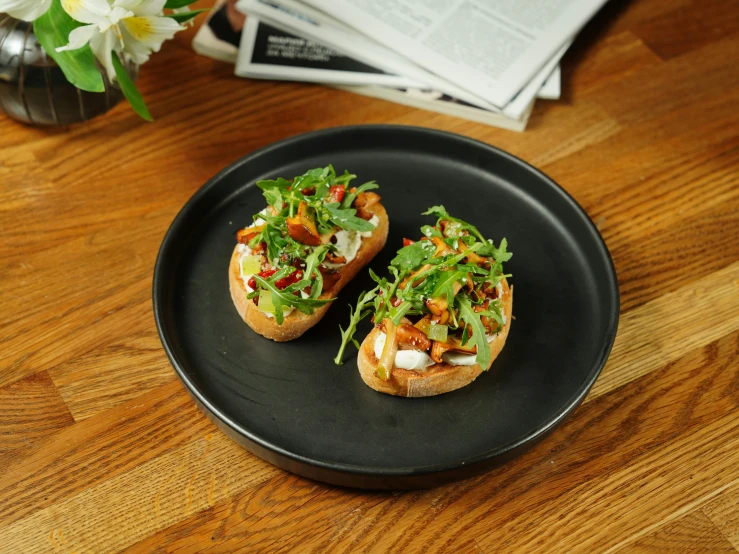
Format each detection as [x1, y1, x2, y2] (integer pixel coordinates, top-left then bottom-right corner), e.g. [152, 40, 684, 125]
[154, 125, 619, 489]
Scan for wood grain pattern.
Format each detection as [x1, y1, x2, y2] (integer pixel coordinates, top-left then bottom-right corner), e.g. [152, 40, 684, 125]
[0, 371, 74, 453]
[1, 0, 738, 551]
[627, 511, 736, 553]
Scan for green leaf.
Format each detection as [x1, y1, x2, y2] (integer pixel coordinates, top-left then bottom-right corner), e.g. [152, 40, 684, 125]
[457, 297, 491, 369]
[168, 9, 209, 23]
[254, 274, 333, 319]
[34, 0, 104, 93]
[423, 205, 488, 245]
[422, 205, 449, 218]
[390, 240, 435, 272]
[324, 203, 375, 232]
[112, 54, 152, 121]
[165, 0, 199, 7]
[334, 287, 379, 365]
[340, 181, 378, 209]
[303, 245, 329, 299]
[430, 270, 467, 302]
[256, 177, 293, 191]
[262, 188, 283, 210]
[479, 237, 513, 262]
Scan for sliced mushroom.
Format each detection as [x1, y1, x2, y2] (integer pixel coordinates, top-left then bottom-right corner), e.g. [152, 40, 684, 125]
[431, 236, 456, 257]
[457, 241, 487, 265]
[376, 318, 398, 381]
[325, 252, 347, 265]
[425, 296, 448, 316]
[353, 191, 381, 208]
[430, 340, 454, 363]
[399, 263, 434, 289]
[236, 224, 264, 244]
[397, 323, 432, 351]
[318, 265, 341, 291]
[286, 202, 321, 246]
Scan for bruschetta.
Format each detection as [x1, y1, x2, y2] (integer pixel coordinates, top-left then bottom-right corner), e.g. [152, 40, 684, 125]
[230, 165, 389, 341]
[334, 206, 512, 397]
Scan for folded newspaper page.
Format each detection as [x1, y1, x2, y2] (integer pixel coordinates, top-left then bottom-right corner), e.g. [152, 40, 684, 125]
[237, 17, 419, 87]
[237, 15, 534, 131]
[301, 0, 605, 107]
[237, 0, 501, 111]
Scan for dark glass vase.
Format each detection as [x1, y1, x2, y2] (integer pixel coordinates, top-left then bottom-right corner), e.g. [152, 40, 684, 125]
[0, 14, 137, 126]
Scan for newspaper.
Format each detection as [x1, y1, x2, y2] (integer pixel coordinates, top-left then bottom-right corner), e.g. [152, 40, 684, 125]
[237, 17, 419, 87]
[237, 0, 500, 111]
[236, 15, 560, 101]
[236, 15, 536, 131]
[237, 0, 565, 115]
[300, 0, 606, 107]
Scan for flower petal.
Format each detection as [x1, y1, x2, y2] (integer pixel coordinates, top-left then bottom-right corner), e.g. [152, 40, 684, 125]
[0, 0, 52, 21]
[89, 27, 117, 81]
[114, 0, 166, 17]
[120, 15, 183, 51]
[55, 23, 97, 52]
[119, 23, 151, 64]
[60, 0, 111, 28]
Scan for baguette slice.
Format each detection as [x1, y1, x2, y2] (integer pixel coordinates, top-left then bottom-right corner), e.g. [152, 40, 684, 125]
[357, 277, 513, 397]
[229, 202, 389, 342]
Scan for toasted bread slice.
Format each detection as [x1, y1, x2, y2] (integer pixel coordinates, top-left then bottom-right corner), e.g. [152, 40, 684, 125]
[357, 277, 512, 397]
[229, 202, 389, 342]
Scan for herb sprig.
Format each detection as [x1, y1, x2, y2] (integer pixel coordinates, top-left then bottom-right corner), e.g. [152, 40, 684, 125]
[335, 206, 511, 368]
[239, 166, 379, 321]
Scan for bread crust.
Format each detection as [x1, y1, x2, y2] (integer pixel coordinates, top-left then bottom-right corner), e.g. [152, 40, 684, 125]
[357, 277, 513, 397]
[229, 202, 389, 342]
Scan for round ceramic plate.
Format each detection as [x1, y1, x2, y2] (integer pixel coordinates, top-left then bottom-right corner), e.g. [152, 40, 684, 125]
[153, 125, 619, 489]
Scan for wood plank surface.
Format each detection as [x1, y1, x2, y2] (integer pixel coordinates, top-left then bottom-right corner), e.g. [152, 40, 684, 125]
[1, 0, 737, 551]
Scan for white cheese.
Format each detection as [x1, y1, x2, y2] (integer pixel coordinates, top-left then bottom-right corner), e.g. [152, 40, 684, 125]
[251, 207, 269, 227]
[360, 215, 380, 238]
[325, 215, 380, 268]
[374, 332, 436, 371]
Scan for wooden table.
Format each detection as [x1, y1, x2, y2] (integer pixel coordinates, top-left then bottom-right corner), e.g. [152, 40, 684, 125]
[1, 1, 738, 551]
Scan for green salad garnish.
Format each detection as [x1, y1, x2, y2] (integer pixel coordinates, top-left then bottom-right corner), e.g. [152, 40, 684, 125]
[235, 165, 380, 324]
[335, 206, 511, 373]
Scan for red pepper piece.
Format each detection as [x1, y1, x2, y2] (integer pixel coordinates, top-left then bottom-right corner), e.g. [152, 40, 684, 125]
[327, 185, 345, 204]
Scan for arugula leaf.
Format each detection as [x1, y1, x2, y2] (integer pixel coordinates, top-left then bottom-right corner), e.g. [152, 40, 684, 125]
[457, 297, 492, 369]
[254, 274, 333, 319]
[303, 245, 329, 299]
[390, 240, 435, 272]
[388, 300, 414, 326]
[420, 225, 443, 239]
[256, 177, 292, 191]
[333, 169, 357, 186]
[324, 203, 375, 232]
[340, 181, 379, 209]
[430, 270, 467, 302]
[334, 287, 379, 365]
[423, 205, 489, 245]
[479, 237, 513, 262]
[422, 205, 449, 218]
[262, 188, 283, 209]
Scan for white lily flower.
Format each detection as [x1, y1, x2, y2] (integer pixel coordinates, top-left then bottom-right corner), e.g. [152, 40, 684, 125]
[56, 0, 183, 81]
[0, 0, 51, 21]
